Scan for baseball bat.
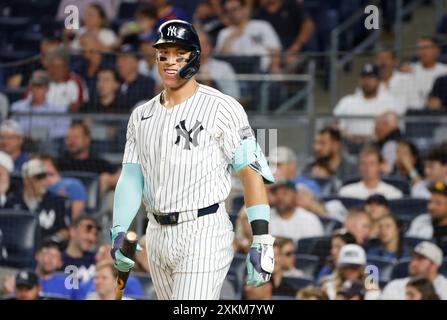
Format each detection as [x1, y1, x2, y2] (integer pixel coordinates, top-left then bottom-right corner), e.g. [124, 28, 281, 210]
[115, 231, 138, 300]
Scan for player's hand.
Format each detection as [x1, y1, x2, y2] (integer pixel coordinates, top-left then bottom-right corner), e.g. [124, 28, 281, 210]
[246, 234, 275, 287]
[110, 230, 142, 272]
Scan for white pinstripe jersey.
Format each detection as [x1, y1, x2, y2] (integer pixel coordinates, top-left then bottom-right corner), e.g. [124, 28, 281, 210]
[123, 84, 251, 217]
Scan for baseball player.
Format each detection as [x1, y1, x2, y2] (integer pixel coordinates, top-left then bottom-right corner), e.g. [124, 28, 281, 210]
[110, 19, 276, 300]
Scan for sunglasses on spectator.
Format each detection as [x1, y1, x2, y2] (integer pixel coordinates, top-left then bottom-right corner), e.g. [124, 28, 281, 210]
[82, 223, 100, 233]
[32, 173, 47, 180]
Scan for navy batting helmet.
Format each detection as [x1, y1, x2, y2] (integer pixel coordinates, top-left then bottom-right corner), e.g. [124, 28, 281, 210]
[153, 20, 201, 80]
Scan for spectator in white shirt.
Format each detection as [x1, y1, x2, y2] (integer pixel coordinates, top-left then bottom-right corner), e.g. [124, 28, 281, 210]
[374, 112, 402, 174]
[338, 145, 403, 200]
[411, 147, 447, 199]
[376, 47, 416, 112]
[270, 180, 324, 241]
[215, 0, 282, 73]
[0, 151, 13, 207]
[381, 241, 447, 300]
[197, 30, 240, 99]
[334, 64, 403, 139]
[407, 182, 447, 242]
[405, 36, 447, 110]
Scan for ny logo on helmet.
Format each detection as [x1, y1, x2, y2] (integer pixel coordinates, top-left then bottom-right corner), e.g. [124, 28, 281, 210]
[167, 26, 177, 37]
[175, 120, 204, 150]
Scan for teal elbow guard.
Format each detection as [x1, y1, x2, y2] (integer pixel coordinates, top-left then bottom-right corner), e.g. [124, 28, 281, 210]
[231, 138, 275, 184]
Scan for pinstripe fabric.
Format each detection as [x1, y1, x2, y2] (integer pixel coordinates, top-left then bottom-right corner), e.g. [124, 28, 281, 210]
[146, 204, 234, 300]
[122, 84, 251, 222]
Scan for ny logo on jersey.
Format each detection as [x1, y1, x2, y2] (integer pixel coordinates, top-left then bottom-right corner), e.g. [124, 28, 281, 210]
[175, 120, 204, 150]
[39, 209, 56, 230]
[167, 26, 177, 37]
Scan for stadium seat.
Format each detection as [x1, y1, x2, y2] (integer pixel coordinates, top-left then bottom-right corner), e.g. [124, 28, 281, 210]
[309, 176, 335, 197]
[318, 216, 342, 234]
[12, 32, 41, 52]
[322, 196, 365, 210]
[297, 236, 331, 255]
[280, 276, 314, 295]
[1, 87, 25, 104]
[366, 256, 395, 282]
[389, 198, 428, 227]
[132, 272, 156, 300]
[60, 171, 101, 214]
[390, 258, 411, 280]
[403, 236, 432, 249]
[118, 2, 138, 19]
[0, 17, 31, 33]
[0, 209, 39, 268]
[295, 254, 320, 279]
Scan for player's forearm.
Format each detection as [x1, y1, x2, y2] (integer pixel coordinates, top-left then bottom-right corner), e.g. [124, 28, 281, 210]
[112, 163, 144, 233]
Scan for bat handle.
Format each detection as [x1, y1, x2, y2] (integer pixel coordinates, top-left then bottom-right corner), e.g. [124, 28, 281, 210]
[115, 231, 138, 300]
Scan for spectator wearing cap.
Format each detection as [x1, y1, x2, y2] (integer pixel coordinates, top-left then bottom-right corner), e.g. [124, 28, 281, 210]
[411, 147, 447, 199]
[375, 47, 416, 111]
[322, 244, 380, 300]
[338, 145, 403, 200]
[57, 122, 121, 195]
[381, 241, 447, 299]
[367, 214, 411, 261]
[374, 112, 402, 173]
[14, 270, 41, 300]
[10, 70, 70, 139]
[0, 151, 14, 207]
[73, 32, 115, 103]
[404, 36, 447, 110]
[406, 276, 441, 300]
[269, 180, 324, 241]
[316, 230, 357, 284]
[62, 215, 100, 285]
[67, 3, 118, 51]
[45, 48, 89, 112]
[365, 194, 391, 238]
[269, 146, 320, 196]
[215, 0, 282, 73]
[336, 280, 365, 300]
[117, 42, 155, 109]
[197, 30, 240, 99]
[303, 127, 357, 181]
[82, 69, 125, 113]
[333, 63, 403, 140]
[407, 182, 447, 243]
[5, 159, 71, 243]
[0, 119, 29, 174]
[35, 240, 72, 299]
[38, 154, 87, 220]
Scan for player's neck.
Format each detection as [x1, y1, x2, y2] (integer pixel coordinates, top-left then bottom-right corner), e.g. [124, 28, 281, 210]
[162, 80, 199, 108]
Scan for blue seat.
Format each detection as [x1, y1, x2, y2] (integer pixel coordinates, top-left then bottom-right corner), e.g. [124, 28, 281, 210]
[60, 171, 101, 214]
[403, 237, 431, 249]
[0, 209, 39, 268]
[0, 17, 31, 33]
[390, 258, 411, 280]
[389, 198, 428, 223]
[295, 254, 320, 279]
[366, 256, 395, 282]
[297, 236, 331, 255]
[322, 196, 365, 210]
[118, 2, 138, 19]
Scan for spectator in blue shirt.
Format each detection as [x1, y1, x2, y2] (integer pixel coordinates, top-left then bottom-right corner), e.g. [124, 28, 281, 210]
[38, 153, 87, 220]
[35, 240, 72, 299]
[0, 119, 29, 174]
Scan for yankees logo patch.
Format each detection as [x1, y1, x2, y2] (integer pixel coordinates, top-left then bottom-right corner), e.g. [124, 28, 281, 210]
[175, 120, 204, 150]
[167, 26, 177, 37]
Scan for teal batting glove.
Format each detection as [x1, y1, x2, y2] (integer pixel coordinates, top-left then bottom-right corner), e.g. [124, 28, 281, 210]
[246, 234, 275, 287]
[110, 227, 142, 273]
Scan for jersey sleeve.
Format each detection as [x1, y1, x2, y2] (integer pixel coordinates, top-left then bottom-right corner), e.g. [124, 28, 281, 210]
[216, 97, 253, 163]
[122, 108, 140, 164]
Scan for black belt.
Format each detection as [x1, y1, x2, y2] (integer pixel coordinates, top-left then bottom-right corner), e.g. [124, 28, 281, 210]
[153, 203, 219, 225]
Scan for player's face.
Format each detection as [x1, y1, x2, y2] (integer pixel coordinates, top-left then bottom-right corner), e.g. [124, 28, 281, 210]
[95, 267, 116, 298]
[156, 44, 192, 89]
[428, 193, 447, 220]
[38, 247, 63, 273]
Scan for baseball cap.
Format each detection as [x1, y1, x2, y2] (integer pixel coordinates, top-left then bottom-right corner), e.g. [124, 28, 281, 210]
[271, 180, 296, 191]
[361, 63, 380, 77]
[0, 119, 24, 137]
[413, 241, 443, 266]
[29, 70, 50, 86]
[268, 146, 297, 164]
[366, 194, 389, 207]
[15, 270, 39, 289]
[429, 182, 447, 197]
[337, 244, 367, 267]
[117, 42, 141, 58]
[22, 159, 47, 179]
[0, 151, 13, 173]
[337, 280, 365, 299]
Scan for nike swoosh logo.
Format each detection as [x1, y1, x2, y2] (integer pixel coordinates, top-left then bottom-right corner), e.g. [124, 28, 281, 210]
[141, 114, 153, 121]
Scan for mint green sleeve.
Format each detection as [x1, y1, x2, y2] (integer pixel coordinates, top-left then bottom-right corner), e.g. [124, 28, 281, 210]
[112, 163, 144, 233]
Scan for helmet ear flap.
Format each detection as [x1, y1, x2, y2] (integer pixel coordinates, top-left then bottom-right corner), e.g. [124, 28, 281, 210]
[179, 49, 201, 80]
